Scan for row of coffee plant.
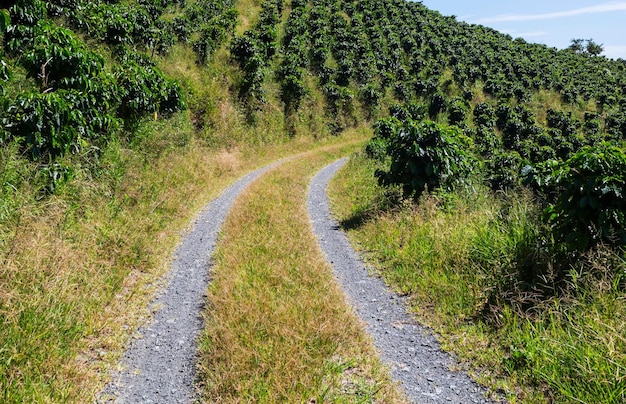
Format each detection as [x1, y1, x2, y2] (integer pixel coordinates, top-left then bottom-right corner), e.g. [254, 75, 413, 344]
[233, 0, 626, 254]
[0, 0, 239, 173]
[236, 0, 626, 138]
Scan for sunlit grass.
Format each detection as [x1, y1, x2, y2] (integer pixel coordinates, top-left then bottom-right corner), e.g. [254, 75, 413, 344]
[197, 136, 407, 402]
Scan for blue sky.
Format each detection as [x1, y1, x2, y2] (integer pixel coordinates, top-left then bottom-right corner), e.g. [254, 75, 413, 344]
[417, 1, 626, 60]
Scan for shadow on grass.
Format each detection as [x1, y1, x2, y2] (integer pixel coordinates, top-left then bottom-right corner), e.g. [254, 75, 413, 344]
[338, 188, 405, 231]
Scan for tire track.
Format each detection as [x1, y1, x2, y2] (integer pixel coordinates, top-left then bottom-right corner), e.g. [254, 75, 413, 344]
[307, 159, 496, 403]
[98, 162, 278, 403]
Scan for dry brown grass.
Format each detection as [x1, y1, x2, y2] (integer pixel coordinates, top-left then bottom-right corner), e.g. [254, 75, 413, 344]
[0, 115, 371, 402]
[197, 139, 407, 402]
[234, 0, 263, 35]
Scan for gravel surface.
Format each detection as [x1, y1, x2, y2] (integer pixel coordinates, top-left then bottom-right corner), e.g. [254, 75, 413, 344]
[308, 159, 496, 404]
[98, 163, 277, 403]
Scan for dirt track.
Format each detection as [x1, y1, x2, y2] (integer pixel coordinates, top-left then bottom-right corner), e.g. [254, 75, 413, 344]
[98, 155, 495, 403]
[308, 159, 495, 403]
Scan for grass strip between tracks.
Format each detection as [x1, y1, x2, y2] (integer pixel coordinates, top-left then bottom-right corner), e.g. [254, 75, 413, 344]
[197, 142, 407, 402]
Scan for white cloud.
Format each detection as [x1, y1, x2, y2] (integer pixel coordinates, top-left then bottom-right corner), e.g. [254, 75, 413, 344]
[474, 2, 626, 23]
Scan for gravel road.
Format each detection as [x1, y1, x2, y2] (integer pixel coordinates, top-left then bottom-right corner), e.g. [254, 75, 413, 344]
[308, 158, 496, 403]
[98, 163, 277, 403]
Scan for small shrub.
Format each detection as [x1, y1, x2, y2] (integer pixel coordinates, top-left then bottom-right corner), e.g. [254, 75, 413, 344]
[374, 119, 478, 199]
[448, 97, 469, 125]
[2, 89, 117, 160]
[115, 60, 185, 122]
[487, 150, 524, 191]
[524, 143, 626, 250]
[473, 102, 496, 128]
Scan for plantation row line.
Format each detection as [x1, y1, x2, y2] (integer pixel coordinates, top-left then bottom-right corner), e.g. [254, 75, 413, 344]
[0, 0, 242, 190]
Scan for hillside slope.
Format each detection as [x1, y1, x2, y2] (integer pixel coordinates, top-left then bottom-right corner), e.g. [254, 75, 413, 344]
[1, 0, 625, 402]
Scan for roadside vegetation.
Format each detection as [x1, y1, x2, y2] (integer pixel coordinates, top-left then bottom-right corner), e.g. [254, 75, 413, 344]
[1, 0, 625, 402]
[319, 1, 625, 402]
[330, 154, 626, 403]
[0, 1, 355, 401]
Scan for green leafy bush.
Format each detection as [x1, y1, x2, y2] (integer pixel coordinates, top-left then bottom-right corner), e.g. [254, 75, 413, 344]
[373, 119, 478, 198]
[524, 143, 626, 249]
[192, 9, 238, 64]
[487, 150, 524, 191]
[0, 9, 11, 97]
[231, 32, 266, 102]
[115, 60, 185, 121]
[5, 0, 47, 52]
[2, 89, 118, 159]
[101, 4, 152, 45]
[0, 8, 9, 33]
[448, 97, 469, 125]
[473, 102, 496, 128]
[365, 117, 401, 161]
[22, 21, 105, 91]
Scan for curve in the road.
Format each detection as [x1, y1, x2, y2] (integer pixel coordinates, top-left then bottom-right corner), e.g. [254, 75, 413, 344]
[98, 162, 278, 403]
[308, 158, 497, 404]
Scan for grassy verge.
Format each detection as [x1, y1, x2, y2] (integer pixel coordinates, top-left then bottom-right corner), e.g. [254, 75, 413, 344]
[197, 139, 407, 402]
[0, 101, 370, 402]
[328, 153, 626, 403]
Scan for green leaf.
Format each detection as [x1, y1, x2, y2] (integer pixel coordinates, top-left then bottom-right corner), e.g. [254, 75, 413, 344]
[0, 9, 9, 34]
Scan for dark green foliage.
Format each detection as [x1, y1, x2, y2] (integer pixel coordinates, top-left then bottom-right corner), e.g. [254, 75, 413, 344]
[22, 21, 105, 91]
[323, 83, 354, 117]
[373, 118, 478, 199]
[428, 92, 447, 118]
[605, 109, 626, 138]
[231, 32, 266, 102]
[359, 84, 382, 111]
[231, 0, 282, 105]
[584, 112, 601, 136]
[278, 1, 310, 116]
[546, 108, 580, 137]
[473, 126, 501, 157]
[365, 117, 400, 161]
[115, 61, 185, 121]
[487, 150, 524, 191]
[473, 102, 496, 128]
[447, 97, 469, 125]
[0, 8, 10, 33]
[5, 0, 46, 52]
[0, 9, 11, 98]
[525, 144, 626, 250]
[1, 0, 186, 167]
[192, 8, 238, 64]
[569, 38, 604, 56]
[101, 4, 152, 45]
[2, 89, 119, 160]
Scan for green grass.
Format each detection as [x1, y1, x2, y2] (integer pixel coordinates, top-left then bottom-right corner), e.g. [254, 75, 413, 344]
[0, 102, 372, 402]
[197, 136, 407, 402]
[328, 153, 626, 403]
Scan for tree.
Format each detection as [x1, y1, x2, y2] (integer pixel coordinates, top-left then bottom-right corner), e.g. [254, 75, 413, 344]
[585, 39, 604, 56]
[568, 38, 603, 56]
[568, 38, 584, 53]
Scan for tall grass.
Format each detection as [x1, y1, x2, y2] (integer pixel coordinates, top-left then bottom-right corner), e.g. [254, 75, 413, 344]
[329, 153, 626, 403]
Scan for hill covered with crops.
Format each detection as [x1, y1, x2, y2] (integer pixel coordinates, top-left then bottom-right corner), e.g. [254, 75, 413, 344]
[1, 0, 625, 402]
